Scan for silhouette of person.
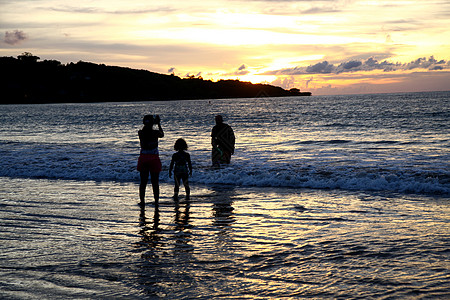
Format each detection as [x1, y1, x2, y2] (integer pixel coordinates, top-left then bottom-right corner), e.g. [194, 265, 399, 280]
[137, 115, 164, 206]
[211, 115, 235, 166]
[169, 138, 193, 200]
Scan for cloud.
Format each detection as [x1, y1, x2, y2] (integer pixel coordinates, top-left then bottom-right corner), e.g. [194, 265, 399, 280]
[184, 71, 203, 78]
[306, 70, 450, 95]
[168, 67, 176, 73]
[301, 7, 341, 14]
[270, 76, 296, 89]
[46, 5, 176, 15]
[263, 56, 449, 76]
[47, 6, 99, 14]
[33, 40, 243, 71]
[305, 76, 314, 88]
[431, 66, 443, 70]
[4, 30, 27, 45]
[405, 56, 443, 70]
[221, 64, 250, 76]
[340, 60, 362, 70]
[306, 61, 334, 73]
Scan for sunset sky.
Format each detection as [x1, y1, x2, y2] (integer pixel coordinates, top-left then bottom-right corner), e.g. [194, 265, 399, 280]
[1, 0, 449, 95]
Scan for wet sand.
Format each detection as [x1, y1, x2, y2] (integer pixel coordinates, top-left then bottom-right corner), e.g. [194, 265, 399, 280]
[1, 177, 449, 299]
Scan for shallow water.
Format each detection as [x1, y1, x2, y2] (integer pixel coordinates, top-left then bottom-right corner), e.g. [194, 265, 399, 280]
[1, 177, 449, 299]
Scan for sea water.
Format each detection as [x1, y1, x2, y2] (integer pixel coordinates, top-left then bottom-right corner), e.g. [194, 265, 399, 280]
[1, 92, 449, 194]
[0, 92, 449, 298]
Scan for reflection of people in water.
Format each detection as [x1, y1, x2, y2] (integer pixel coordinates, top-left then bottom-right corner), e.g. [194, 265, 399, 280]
[211, 115, 235, 166]
[174, 198, 191, 232]
[169, 138, 193, 200]
[138, 205, 161, 249]
[137, 115, 164, 206]
[212, 188, 235, 228]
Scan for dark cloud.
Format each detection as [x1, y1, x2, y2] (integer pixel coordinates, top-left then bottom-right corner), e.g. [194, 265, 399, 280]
[308, 70, 450, 95]
[306, 61, 334, 73]
[405, 56, 443, 70]
[263, 56, 449, 76]
[4, 30, 27, 45]
[365, 57, 378, 67]
[184, 72, 203, 78]
[222, 64, 250, 76]
[340, 60, 362, 70]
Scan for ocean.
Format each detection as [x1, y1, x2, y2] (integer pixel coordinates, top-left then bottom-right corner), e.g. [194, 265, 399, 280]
[1, 91, 449, 299]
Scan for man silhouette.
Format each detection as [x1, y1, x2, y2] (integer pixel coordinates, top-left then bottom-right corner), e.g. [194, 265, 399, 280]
[211, 115, 235, 166]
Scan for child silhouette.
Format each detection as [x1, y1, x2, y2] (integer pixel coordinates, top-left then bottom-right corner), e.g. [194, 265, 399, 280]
[169, 138, 193, 200]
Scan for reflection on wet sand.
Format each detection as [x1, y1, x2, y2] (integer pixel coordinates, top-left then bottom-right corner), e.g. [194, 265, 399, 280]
[134, 187, 239, 297]
[211, 187, 236, 229]
[138, 204, 161, 257]
[173, 198, 194, 253]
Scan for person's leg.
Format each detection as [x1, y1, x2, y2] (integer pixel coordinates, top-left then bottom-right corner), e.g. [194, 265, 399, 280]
[173, 174, 180, 199]
[224, 151, 231, 164]
[150, 172, 160, 203]
[183, 175, 190, 200]
[139, 171, 149, 205]
[212, 147, 221, 166]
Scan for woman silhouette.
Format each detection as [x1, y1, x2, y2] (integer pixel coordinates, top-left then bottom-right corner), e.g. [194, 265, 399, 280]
[137, 115, 164, 206]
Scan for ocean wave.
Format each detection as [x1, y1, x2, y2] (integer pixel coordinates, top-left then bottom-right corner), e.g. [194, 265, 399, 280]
[192, 165, 450, 196]
[1, 145, 448, 196]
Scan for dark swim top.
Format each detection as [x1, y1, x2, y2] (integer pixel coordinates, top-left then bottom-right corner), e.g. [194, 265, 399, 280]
[139, 127, 163, 153]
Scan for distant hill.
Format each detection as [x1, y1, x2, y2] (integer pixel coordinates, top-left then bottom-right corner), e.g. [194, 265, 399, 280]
[0, 54, 311, 104]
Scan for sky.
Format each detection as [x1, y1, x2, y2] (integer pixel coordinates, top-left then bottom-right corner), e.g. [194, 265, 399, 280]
[1, 0, 449, 95]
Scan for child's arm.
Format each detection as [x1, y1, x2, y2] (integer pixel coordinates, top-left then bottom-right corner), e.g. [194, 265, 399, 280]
[169, 155, 174, 178]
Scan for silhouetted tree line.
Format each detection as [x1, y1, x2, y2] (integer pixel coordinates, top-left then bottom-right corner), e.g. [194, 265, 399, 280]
[1, 53, 311, 104]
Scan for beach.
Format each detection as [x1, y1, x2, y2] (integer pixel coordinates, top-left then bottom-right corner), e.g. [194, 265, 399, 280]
[1, 177, 449, 299]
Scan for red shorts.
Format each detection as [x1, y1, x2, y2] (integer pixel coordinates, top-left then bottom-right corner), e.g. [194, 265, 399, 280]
[137, 154, 162, 173]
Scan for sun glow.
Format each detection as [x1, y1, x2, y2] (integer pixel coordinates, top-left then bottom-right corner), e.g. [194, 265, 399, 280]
[238, 74, 278, 84]
[140, 27, 371, 47]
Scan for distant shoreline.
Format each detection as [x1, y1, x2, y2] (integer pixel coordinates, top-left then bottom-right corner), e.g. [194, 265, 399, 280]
[1, 55, 311, 104]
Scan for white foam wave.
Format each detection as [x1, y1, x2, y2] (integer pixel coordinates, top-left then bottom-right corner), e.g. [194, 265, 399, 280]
[1, 143, 448, 196]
